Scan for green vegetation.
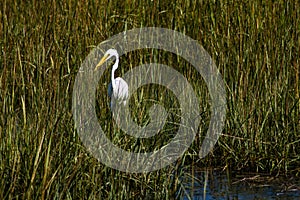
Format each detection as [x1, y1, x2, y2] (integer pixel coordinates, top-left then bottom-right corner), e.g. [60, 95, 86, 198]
[0, 0, 299, 199]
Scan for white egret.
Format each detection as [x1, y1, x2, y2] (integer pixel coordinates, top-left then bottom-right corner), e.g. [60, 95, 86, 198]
[94, 49, 129, 109]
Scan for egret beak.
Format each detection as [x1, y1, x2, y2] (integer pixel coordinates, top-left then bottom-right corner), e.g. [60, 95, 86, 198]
[94, 54, 109, 71]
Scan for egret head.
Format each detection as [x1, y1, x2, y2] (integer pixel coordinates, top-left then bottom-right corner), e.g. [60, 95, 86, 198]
[94, 49, 119, 71]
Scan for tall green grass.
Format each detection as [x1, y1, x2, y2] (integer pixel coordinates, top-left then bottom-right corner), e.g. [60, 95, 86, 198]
[0, 0, 299, 199]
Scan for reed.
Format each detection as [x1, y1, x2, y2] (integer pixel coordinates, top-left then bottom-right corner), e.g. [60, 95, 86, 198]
[0, 0, 299, 199]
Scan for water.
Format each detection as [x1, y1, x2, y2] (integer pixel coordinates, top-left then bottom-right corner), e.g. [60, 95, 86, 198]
[179, 169, 300, 200]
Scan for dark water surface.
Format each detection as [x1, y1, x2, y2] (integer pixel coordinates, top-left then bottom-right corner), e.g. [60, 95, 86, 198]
[179, 169, 300, 200]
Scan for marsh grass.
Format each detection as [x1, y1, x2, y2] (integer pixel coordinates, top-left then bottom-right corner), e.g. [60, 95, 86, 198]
[0, 0, 299, 199]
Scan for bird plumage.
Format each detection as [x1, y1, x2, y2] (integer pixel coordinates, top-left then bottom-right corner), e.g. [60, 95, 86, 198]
[95, 49, 129, 110]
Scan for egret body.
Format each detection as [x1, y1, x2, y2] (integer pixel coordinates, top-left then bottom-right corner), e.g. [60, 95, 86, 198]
[94, 49, 129, 109]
